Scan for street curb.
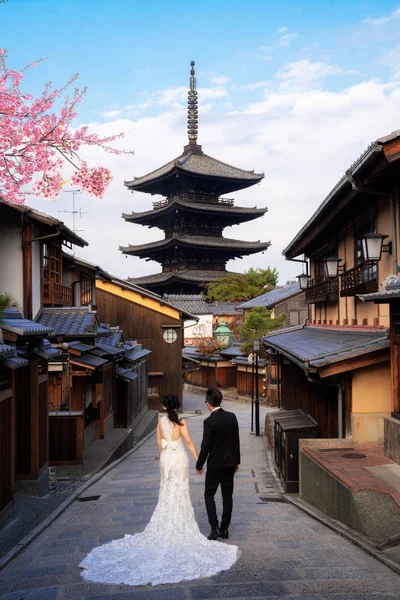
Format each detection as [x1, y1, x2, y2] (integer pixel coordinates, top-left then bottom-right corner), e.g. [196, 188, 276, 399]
[261, 434, 400, 576]
[0, 427, 157, 571]
[284, 493, 400, 577]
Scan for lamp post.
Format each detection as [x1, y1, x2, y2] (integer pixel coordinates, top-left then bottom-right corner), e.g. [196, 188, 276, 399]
[214, 320, 232, 349]
[253, 338, 260, 437]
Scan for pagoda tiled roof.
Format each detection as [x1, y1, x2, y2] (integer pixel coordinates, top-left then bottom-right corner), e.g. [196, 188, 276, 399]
[128, 269, 236, 286]
[125, 148, 264, 193]
[120, 235, 271, 256]
[122, 199, 267, 224]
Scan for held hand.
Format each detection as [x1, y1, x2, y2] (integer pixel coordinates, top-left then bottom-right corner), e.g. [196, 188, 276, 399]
[234, 465, 239, 473]
[196, 468, 204, 475]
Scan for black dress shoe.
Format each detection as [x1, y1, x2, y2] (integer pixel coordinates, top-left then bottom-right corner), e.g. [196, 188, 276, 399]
[207, 527, 220, 540]
[219, 528, 229, 539]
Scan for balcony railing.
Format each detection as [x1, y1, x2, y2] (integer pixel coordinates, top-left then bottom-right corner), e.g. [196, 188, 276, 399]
[305, 278, 339, 304]
[153, 193, 234, 209]
[42, 281, 73, 307]
[340, 264, 378, 297]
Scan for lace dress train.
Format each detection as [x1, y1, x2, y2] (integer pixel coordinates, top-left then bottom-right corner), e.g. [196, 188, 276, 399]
[79, 416, 239, 586]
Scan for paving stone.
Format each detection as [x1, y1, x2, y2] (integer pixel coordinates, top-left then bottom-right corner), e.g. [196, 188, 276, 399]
[2, 587, 60, 600]
[85, 589, 188, 599]
[21, 564, 69, 579]
[189, 581, 287, 598]
[285, 579, 391, 594]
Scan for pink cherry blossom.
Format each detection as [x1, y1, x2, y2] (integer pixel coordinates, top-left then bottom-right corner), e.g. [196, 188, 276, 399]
[0, 49, 133, 204]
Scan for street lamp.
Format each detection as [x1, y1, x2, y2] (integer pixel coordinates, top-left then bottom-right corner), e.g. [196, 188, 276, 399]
[214, 320, 232, 349]
[253, 338, 260, 437]
[360, 232, 389, 263]
[296, 273, 309, 290]
[324, 257, 342, 279]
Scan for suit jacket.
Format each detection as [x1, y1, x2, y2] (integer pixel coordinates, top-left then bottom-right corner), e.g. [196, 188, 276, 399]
[196, 408, 241, 471]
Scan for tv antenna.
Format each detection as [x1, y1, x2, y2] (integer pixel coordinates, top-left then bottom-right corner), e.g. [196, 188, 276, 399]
[58, 189, 89, 253]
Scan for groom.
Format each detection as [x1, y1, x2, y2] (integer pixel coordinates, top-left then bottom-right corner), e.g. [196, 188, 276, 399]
[196, 388, 241, 541]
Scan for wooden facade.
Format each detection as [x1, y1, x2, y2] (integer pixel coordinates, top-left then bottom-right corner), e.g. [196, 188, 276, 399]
[185, 359, 237, 389]
[0, 365, 14, 519]
[96, 281, 187, 409]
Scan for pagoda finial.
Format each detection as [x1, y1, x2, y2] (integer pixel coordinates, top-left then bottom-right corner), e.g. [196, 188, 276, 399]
[187, 60, 198, 144]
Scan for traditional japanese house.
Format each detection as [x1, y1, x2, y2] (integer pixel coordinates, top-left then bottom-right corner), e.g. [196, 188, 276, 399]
[263, 130, 400, 442]
[122, 61, 270, 295]
[1, 309, 53, 495]
[183, 344, 243, 390]
[0, 334, 28, 519]
[0, 200, 88, 320]
[238, 281, 307, 327]
[95, 277, 196, 408]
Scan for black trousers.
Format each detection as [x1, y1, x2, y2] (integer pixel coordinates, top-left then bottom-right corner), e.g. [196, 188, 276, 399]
[204, 467, 235, 530]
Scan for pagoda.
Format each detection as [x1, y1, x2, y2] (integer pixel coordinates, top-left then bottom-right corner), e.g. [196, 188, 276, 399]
[121, 61, 270, 295]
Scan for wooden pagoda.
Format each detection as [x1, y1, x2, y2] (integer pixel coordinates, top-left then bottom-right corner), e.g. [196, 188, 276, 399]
[121, 61, 270, 295]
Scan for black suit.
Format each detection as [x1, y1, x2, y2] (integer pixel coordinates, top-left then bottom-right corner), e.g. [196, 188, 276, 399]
[196, 408, 240, 530]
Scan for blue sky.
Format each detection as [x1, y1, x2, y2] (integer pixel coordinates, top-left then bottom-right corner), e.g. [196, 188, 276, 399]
[2, 0, 400, 283]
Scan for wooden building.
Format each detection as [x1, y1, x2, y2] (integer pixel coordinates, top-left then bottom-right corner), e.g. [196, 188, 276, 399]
[239, 281, 308, 327]
[264, 130, 400, 442]
[1, 309, 54, 495]
[95, 277, 195, 408]
[121, 61, 269, 295]
[183, 345, 243, 390]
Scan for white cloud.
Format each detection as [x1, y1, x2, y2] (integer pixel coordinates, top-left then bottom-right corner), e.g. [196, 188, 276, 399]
[277, 26, 288, 33]
[278, 33, 298, 47]
[364, 7, 400, 26]
[23, 58, 400, 286]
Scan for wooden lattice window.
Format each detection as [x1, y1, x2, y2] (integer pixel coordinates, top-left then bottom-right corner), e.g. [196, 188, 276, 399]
[42, 242, 62, 283]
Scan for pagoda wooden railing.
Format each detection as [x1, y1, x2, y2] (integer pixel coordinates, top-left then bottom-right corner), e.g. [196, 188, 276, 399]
[340, 264, 378, 297]
[153, 194, 234, 209]
[42, 280, 73, 307]
[305, 278, 339, 304]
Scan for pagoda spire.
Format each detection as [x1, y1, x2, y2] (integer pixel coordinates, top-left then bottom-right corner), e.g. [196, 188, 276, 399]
[187, 60, 199, 146]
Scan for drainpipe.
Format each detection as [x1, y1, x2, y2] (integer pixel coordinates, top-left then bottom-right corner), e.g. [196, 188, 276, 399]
[391, 188, 398, 274]
[306, 376, 344, 439]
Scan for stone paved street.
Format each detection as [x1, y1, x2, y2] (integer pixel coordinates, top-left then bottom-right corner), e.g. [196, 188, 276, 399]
[1, 393, 400, 599]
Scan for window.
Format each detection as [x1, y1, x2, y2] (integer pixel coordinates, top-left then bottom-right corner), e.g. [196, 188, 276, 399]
[163, 328, 178, 344]
[42, 242, 61, 283]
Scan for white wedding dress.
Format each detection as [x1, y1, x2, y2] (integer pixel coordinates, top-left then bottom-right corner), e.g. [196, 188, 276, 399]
[79, 416, 239, 586]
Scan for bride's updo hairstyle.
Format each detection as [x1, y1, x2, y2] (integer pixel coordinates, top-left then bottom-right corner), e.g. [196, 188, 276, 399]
[163, 394, 184, 426]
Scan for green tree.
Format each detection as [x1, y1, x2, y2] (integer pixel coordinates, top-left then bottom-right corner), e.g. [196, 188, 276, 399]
[205, 267, 278, 302]
[0, 293, 18, 324]
[238, 306, 286, 354]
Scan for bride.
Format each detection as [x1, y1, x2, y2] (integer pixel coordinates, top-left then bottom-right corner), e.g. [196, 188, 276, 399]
[79, 394, 239, 586]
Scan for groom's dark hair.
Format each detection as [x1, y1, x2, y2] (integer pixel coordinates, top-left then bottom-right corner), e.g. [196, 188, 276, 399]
[206, 388, 222, 407]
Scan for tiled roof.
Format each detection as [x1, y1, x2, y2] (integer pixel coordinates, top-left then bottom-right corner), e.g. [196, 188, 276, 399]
[263, 326, 389, 372]
[68, 341, 96, 353]
[122, 200, 267, 223]
[2, 355, 29, 369]
[0, 342, 16, 358]
[1, 308, 53, 337]
[37, 307, 109, 338]
[359, 275, 400, 303]
[164, 294, 243, 315]
[239, 282, 301, 309]
[283, 130, 400, 258]
[125, 150, 264, 189]
[69, 353, 110, 369]
[120, 235, 271, 255]
[129, 270, 235, 286]
[116, 367, 138, 382]
[124, 348, 152, 361]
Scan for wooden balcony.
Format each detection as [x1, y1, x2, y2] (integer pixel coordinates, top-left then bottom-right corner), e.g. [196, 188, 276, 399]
[42, 281, 73, 307]
[305, 278, 339, 304]
[340, 264, 378, 297]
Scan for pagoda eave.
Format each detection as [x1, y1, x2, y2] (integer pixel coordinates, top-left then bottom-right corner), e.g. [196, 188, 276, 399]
[122, 201, 268, 227]
[127, 269, 237, 287]
[119, 236, 271, 258]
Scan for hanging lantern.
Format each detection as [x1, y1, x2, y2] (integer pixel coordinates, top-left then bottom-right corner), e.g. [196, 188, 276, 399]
[324, 257, 342, 278]
[296, 273, 309, 290]
[360, 233, 388, 263]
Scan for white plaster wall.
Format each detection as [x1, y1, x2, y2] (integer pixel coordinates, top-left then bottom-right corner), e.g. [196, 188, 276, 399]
[0, 212, 24, 310]
[184, 314, 213, 340]
[31, 229, 41, 318]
